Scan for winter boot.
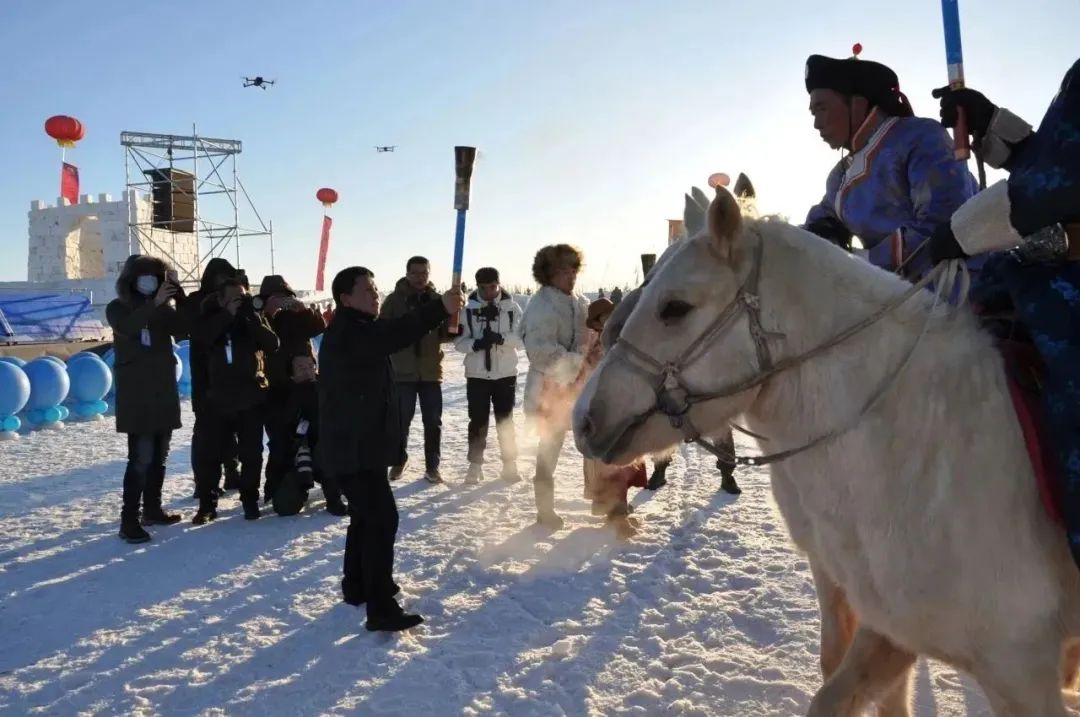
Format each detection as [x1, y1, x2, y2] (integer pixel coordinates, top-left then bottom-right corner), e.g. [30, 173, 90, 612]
[647, 460, 669, 491]
[423, 468, 444, 485]
[325, 496, 348, 517]
[365, 600, 423, 632]
[223, 461, 241, 492]
[119, 518, 151, 544]
[464, 463, 482, 486]
[143, 466, 181, 525]
[718, 459, 742, 495]
[192, 497, 218, 525]
[243, 500, 262, 520]
[143, 507, 182, 525]
[388, 459, 407, 482]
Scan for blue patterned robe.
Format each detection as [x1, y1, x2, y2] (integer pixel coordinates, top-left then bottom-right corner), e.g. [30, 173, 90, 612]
[805, 108, 982, 280]
[968, 58, 1080, 562]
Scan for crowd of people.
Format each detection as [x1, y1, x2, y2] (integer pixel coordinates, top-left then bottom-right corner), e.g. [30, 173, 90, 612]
[105, 245, 687, 631]
[100, 50, 1080, 631]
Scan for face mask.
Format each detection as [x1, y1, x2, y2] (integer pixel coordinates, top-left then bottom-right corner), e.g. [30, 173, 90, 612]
[136, 275, 159, 296]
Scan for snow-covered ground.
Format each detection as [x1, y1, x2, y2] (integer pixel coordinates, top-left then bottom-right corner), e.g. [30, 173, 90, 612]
[0, 355, 1042, 715]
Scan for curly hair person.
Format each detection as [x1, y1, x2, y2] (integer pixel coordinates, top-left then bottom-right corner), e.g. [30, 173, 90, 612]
[531, 244, 584, 286]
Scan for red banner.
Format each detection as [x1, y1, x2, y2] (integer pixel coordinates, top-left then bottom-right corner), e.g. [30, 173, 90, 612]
[60, 162, 79, 205]
[315, 215, 332, 292]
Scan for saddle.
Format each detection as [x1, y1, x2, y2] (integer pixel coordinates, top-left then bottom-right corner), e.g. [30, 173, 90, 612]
[981, 312, 1064, 524]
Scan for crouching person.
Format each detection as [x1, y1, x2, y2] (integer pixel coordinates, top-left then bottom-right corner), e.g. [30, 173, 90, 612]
[191, 276, 279, 524]
[319, 266, 463, 632]
[269, 352, 346, 516]
[106, 255, 187, 543]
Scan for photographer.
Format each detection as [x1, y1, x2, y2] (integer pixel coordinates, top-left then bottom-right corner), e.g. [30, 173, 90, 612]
[106, 255, 188, 543]
[180, 258, 243, 498]
[454, 267, 523, 484]
[190, 276, 279, 524]
[256, 275, 343, 514]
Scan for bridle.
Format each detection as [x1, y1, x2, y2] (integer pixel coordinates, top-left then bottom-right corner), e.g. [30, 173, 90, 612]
[605, 231, 964, 467]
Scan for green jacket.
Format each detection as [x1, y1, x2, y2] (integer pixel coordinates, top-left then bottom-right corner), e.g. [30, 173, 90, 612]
[378, 278, 451, 383]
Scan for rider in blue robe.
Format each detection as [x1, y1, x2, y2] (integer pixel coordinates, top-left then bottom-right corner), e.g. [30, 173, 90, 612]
[930, 58, 1080, 564]
[802, 52, 983, 282]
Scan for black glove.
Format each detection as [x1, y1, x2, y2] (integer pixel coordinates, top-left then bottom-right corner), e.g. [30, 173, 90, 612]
[472, 333, 495, 352]
[928, 223, 968, 264]
[487, 329, 504, 345]
[931, 86, 997, 142]
[805, 216, 853, 250]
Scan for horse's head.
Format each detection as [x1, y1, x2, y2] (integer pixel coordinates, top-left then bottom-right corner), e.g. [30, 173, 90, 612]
[575, 178, 768, 464]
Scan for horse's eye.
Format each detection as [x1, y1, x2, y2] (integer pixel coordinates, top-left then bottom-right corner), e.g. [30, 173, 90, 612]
[659, 300, 693, 322]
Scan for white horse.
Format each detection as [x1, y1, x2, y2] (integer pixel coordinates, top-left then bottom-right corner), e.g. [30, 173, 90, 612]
[573, 185, 1080, 716]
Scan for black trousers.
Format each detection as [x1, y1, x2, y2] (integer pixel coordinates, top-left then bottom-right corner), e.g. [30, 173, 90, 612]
[396, 381, 442, 472]
[191, 412, 239, 484]
[466, 376, 517, 465]
[121, 432, 172, 521]
[193, 404, 264, 505]
[338, 469, 400, 617]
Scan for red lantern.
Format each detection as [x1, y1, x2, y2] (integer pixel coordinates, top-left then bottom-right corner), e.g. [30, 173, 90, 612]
[44, 115, 85, 148]
[316, 187, 338, 208]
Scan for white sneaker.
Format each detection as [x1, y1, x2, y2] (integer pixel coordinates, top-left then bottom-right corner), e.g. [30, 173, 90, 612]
[464, 463, 482, 485]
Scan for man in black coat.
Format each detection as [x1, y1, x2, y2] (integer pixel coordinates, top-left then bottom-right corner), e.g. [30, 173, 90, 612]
[190, 277, 280, 523]
[318, 266, 463, 632]
[180, 258, 243, 497]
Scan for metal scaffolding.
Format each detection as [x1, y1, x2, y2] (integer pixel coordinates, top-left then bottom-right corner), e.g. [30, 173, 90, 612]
[121, 127, 274, 286]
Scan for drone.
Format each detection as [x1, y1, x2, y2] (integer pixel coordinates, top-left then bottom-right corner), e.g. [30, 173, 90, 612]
[242, 76, 275, 90]
[375, 146, 396, 153]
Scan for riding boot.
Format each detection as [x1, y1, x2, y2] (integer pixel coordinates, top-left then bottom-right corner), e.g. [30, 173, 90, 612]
[718, 459, 742, 495]
[647, 458, 669, 491]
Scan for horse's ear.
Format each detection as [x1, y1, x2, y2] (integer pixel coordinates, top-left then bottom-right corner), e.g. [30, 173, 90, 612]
[708, 188, 742, 259]
[684, 193, 706, 236]
[733, 173, 756, 199]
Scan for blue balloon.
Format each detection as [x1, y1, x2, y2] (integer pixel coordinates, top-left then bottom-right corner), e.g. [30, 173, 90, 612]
[66, 353, 112, 402]
[39, 355, 66, 368]
[2, 415, 20, 432]
[0, 356, 27, 368]
[56, 405, 70, 421]
[175, 343, 191, 383]
[23, 358, 70, 410]
[26, 408, 43, 424]
[0, 362, 30, 417]
[178, 380, 192, 399]
[43, 406, 62, 424]
[92, 399, 109, 414]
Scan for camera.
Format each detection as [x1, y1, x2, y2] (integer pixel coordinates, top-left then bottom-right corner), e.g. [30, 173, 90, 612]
[478, 303, 499, 322]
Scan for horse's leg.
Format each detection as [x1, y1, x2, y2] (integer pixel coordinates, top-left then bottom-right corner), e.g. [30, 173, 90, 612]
[810, 561, 856, 678]
[1062, 640, 1080, 691]
[806, 627, 916, 717]
[970, 638, 1068, 717]
[874, 667, 914, 717]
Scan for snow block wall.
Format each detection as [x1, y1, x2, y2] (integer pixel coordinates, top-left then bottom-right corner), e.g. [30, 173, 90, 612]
[27, 192, 200, 288]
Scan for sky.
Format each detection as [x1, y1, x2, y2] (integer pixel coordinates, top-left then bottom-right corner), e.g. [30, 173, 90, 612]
[0, 0, 1076, 293]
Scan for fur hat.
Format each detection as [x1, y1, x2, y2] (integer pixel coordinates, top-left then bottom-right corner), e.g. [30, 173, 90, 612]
[587, 298, 615, 331]
[805, 53, 900, 107]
